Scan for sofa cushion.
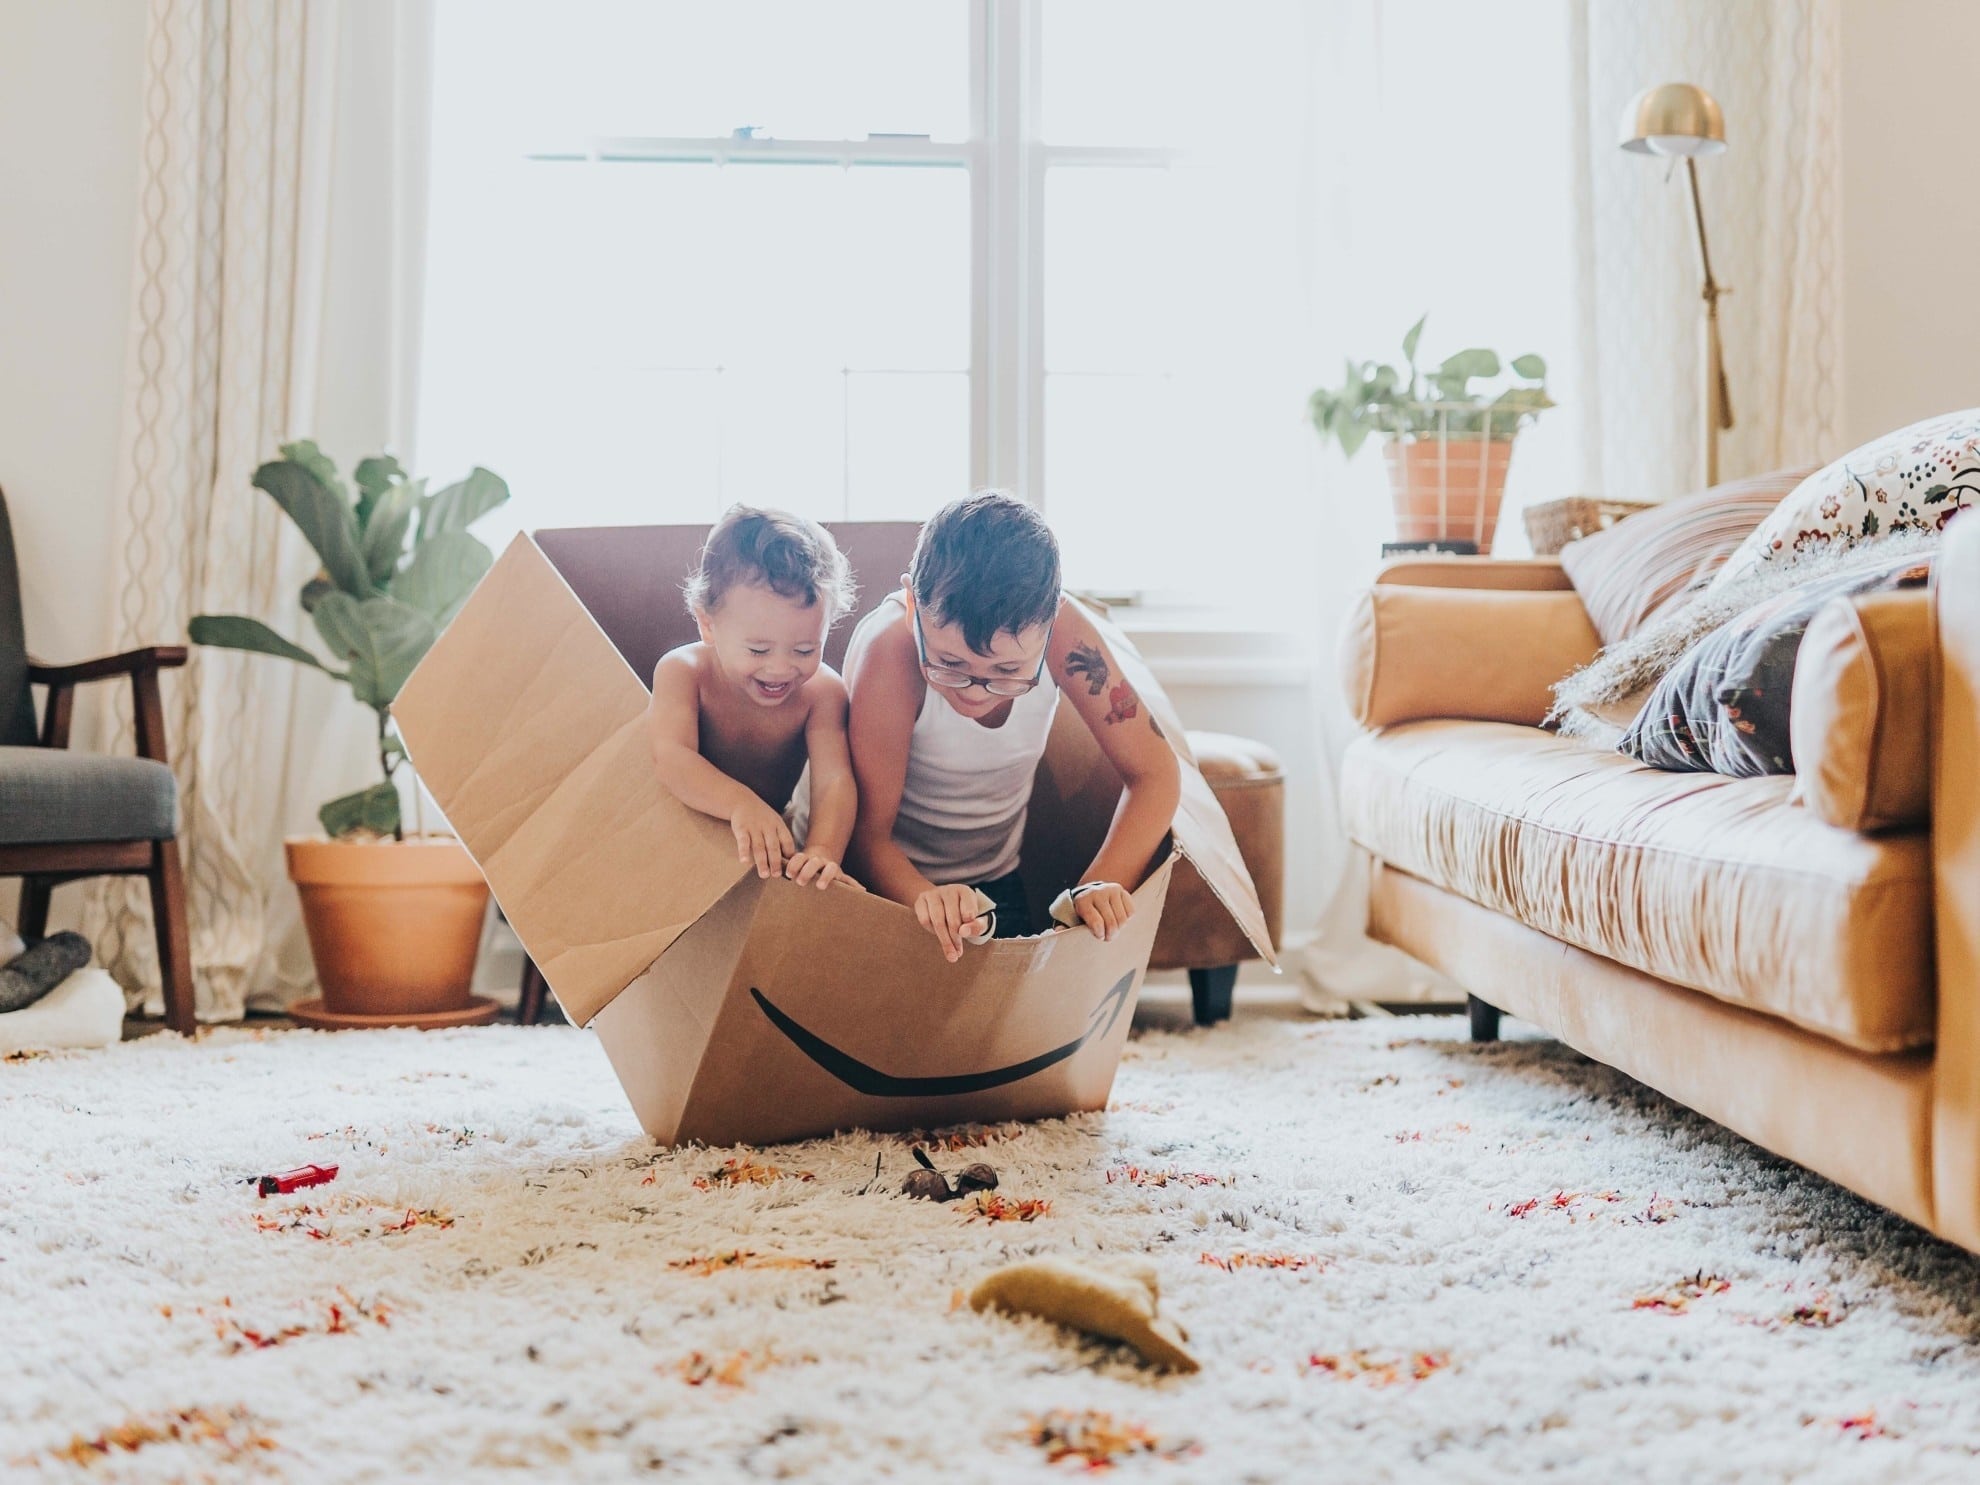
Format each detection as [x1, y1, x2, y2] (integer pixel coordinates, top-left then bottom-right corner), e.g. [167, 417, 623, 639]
[1559, 467, 1812, 645]
[1790, 589, 1934, 833]
[1340, 585, 1600, 729]
[0, 747, 177, 845]
[1341, 720, 1932, 1052]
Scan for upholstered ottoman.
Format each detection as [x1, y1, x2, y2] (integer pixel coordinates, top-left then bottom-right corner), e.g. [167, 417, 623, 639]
[1149, 731, 1285, 1024]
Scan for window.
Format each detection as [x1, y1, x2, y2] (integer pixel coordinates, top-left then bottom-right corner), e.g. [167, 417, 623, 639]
[418, 3, 1319, 605]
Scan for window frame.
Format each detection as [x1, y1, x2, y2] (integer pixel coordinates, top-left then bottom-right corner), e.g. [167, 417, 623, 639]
[509, 0, 1181, 528]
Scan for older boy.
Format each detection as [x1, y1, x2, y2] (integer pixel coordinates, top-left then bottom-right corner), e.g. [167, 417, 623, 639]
[836, 492, 1180, 961]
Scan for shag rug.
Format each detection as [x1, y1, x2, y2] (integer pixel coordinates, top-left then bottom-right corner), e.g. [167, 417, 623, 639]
[7, 1012, 1980, 1483]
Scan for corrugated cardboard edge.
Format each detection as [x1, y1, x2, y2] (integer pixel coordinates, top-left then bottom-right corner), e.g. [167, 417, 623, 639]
[393, 535, 748, 1024]
[1067, 598, 1276, 968]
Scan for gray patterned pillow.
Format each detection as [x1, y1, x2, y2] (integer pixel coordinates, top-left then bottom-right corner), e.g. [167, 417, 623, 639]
[1620, 551, 1934, 775]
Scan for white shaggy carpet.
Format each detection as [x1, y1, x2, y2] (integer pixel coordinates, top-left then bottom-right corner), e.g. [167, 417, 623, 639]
[7, 1009, 1980, 1482]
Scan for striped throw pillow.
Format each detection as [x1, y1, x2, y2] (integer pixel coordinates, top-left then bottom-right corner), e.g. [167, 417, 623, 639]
[1558, 468, 1815, 646]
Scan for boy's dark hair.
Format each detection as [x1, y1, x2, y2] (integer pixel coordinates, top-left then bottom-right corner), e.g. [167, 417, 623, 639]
[684, 505, 856, 621]
[910, 491, 1062, 654]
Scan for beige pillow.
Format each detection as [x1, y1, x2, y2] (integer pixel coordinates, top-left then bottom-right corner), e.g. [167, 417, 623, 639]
[1559, 467, 1813, 646]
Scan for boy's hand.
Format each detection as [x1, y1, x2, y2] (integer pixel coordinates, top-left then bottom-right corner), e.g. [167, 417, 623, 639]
[785, 851, 861, 891]
[914, 883, 989, 963]
[730, 798, 795, 879]
[1072, 882, 1133, 943]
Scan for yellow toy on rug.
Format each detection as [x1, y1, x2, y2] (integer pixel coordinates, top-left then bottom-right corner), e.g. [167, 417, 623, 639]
[969, 1256, 1200, 1373]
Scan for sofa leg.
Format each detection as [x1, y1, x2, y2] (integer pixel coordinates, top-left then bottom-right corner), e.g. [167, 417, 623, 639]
[1467, 995, 1502, 1043]
[1189, 965, 1237, 1026]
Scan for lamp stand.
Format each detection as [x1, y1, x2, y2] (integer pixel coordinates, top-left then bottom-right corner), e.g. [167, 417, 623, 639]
[1683, 156, 1734, 486]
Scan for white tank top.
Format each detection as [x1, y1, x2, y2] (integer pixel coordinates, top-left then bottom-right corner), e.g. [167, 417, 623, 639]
[791, 592, 1060, 884]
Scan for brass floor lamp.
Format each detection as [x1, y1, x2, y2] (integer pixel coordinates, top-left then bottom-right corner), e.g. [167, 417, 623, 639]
[1621, 82, 1733, 486]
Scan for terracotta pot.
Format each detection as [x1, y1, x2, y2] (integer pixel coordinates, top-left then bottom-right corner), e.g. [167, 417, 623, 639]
[1382, 436, 1517, 551]
[286, 836, 489, 1019]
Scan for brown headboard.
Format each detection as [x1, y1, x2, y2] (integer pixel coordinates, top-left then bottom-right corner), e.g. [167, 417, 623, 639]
[533, 521, 921, 686]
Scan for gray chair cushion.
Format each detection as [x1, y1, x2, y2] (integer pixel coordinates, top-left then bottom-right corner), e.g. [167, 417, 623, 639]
[0, 746, 177, 845]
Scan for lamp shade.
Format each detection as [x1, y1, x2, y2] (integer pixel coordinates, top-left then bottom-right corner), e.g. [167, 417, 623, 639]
[1619, 82, 1727, 157]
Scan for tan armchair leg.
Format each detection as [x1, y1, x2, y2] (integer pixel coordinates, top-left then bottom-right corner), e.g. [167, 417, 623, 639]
[150, 839, 195, 1035]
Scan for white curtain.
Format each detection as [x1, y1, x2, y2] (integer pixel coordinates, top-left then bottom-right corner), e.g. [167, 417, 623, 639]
[1567, 0, 1844, 499]
[87, 0, 433, 1020]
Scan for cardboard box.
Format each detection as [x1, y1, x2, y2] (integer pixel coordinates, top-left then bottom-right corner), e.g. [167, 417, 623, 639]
[394, 533, 1273, 1146]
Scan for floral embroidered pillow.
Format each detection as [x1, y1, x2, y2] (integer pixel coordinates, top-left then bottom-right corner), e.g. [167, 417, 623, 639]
[1711, 408, 1979, 589]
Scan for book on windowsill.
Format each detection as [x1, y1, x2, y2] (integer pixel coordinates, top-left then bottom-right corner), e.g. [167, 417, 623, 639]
[1379, 539, 1480, 559]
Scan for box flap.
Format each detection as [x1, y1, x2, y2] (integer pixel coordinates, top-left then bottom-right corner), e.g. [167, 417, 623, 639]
[1076, 599, 1277, 968]
[393, 535, 747, 1024]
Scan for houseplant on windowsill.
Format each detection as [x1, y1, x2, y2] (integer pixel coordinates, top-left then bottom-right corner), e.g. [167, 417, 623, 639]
[1307, 315, 1554, 552]
[189, 443, 510, 1029]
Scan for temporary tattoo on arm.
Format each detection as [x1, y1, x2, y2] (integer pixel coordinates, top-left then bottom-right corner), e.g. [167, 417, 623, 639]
[1105, 682, 1139, 726]
[1065, 643, 1110, 697]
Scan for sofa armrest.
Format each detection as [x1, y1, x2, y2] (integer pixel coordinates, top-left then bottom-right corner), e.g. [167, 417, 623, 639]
[1933, 516, 1980, 1250]
[1340, 584, 1601, 728]
[1375, 556, 1573, 591]
[1789, 590, 1932, 832]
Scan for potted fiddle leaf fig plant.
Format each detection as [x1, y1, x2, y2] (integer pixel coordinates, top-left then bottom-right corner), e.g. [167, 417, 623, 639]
[189, 442, 510, 1028]
[1308, 314, 1553, 551]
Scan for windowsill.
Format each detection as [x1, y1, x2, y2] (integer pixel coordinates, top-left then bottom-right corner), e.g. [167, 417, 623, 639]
[1107, 602, 1315, 688]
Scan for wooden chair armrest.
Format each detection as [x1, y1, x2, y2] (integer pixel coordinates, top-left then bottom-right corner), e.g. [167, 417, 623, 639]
[27, 646, 189, 686]
[26, 646, 185, 758]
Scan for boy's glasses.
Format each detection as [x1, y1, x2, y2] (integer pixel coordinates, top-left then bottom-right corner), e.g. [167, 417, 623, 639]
[913, 608, 1052, 697]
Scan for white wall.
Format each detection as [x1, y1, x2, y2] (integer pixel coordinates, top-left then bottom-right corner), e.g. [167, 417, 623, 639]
[0, 0, 145, 665]
[1838, 0, 1980, 447]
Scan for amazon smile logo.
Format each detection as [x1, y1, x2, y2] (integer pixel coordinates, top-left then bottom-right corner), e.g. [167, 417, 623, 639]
[748, 970, 1137, 1098]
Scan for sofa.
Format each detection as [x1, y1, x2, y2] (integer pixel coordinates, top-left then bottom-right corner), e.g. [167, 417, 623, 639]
[1336, 516, 1980, 1255]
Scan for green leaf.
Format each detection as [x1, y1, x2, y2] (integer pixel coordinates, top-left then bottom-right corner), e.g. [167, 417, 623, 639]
[391, 530, 494, 627]
[1923, 483, 1952, 505]
[1510, 353, 1547, 380]
[1437, 347, 1500, 383]
[419, 467, 510, 544]
[1862, 509, 1881, 538]
[300, 575, 335, 613]
[360, 477, 421, 587]
[311, 593, 438, 710]
[381, 730, 407, 762]
[353, 455, 405, 529]
[253, 458, 371, 597]
[1401, 313, 1427, 365]
[277, 440, 349, 506]
[319, 782, 401, 840]
[1337, 417, 1372, 459]
[188, 614, 346, 678]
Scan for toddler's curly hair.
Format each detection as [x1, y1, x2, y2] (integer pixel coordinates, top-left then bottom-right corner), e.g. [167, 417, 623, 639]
[683, 506, 857, 621]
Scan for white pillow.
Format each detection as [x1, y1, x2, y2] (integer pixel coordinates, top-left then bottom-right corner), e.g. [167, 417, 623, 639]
[1712, 408, 1980, 588]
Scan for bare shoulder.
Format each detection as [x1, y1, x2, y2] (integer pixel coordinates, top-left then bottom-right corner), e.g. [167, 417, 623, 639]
[843, 604, 917, 687]
[799, 665, 848, 715]
[650, 644, 707, 702]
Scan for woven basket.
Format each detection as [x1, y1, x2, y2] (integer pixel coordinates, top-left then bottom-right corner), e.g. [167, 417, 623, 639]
[1522, 496, 1654, 556]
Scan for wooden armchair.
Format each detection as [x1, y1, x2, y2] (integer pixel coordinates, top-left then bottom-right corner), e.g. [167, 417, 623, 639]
[0, 486, 194, 1033]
